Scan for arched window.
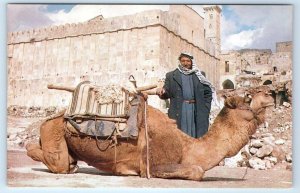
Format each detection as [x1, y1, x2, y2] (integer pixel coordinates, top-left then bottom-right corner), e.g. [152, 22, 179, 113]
[263, 80, 272, 85]
[222, 79, 234, 89]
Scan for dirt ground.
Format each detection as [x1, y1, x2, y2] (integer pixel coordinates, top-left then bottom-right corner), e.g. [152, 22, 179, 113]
[7, 150, 292, 188]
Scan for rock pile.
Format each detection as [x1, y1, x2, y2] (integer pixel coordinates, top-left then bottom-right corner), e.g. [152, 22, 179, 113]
[217, 103, 293, 171]
[212, 86, 293, 171]
[7, 118, 44, 149]
[242, 134, 292, 170]
[6, 105, 66, 149]
[7, 105, 65, 118]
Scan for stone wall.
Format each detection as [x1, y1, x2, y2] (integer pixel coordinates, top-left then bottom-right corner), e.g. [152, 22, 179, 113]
[239, 49, 272, 74]
[269, 52, 292, 72]
[276, 41, 292, 53]
[7, 6, 220, 108]
[218, 51, 239, 89]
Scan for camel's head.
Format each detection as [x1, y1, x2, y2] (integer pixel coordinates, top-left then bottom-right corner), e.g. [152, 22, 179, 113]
[224, 96, 255, 121]
[247, 89, 275, 112]
[224, 95, 251, 109]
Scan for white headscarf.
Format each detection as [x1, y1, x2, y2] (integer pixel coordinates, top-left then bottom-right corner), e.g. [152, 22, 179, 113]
[177, 52, 220, 108]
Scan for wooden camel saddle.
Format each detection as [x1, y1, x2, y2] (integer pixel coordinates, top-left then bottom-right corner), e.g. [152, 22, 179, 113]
[48, 80, 157, 140]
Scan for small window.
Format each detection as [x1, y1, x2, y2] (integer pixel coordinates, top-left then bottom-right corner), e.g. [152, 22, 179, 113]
[256, 57, 261, 64]
[273, 66, 277, 72]
[225, 61, 229, 72]
[210, 14, 213, 19]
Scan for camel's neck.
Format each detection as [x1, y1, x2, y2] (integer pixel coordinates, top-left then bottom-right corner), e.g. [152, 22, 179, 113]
[184, 119, 258, 171]
[255, 108, 266, 125]
[196, 138, 229, 171]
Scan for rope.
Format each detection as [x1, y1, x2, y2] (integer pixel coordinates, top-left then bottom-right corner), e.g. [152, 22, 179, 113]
[113, 135, 118, 166]
[113, 117, 120, 167]
[144, 100, 150, 179]
[94, 126, 117, 151]
[64, 117, 116, 152]
[93, 115, 115, 151]
[242, 166, 249, 180]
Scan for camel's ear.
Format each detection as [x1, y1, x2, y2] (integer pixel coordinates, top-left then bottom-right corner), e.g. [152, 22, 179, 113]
[224, 97, 237, 109]
[221, 94, 227, 100]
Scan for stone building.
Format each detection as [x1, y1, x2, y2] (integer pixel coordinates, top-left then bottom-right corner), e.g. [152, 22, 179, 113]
[7, 5, 221, 109]
[219, 41, 292, 106]
[219, 41, 292, 90]
[276, 41, 292, 52]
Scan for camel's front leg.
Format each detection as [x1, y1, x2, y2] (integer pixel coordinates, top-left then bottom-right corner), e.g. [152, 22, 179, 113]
[151, 164, 205, 181]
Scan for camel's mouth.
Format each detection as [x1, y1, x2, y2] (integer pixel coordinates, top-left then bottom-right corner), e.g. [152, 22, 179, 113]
[263, 103, 275, 108]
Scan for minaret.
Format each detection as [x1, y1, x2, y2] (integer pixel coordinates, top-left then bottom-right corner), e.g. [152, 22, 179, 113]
[203, 5, 221, 57]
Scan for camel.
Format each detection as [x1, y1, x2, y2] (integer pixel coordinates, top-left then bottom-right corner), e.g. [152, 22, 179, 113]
[26, 88, 274, 181]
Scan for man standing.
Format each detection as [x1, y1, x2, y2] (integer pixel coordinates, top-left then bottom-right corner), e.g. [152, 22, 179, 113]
[156, 52, 216, 138]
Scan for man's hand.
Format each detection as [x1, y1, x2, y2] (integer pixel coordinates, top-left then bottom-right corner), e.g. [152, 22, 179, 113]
[156, 87, 165, 97]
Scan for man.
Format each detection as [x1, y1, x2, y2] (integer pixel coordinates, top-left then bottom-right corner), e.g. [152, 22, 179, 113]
[156, 52, 216, 138]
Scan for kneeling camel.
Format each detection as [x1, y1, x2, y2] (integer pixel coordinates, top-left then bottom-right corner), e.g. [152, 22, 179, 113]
[26, 89, 274, 181]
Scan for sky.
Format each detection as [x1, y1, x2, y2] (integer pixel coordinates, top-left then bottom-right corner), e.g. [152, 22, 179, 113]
[6, 4, 293, 52]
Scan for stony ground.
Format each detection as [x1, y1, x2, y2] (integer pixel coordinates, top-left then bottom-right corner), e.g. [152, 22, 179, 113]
[6, 99, 293, 188]
[212, 102, 293, 171]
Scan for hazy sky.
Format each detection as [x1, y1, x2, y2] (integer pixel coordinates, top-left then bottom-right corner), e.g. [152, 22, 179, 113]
[7, 4, 293, 51]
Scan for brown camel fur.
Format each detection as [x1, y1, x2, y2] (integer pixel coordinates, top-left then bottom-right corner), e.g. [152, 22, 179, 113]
[26, 110, 78, 174]
[26, 90, 274, 181]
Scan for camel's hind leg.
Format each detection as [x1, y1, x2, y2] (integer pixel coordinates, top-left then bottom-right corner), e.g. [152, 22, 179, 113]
[26, 140, 78, 174]
[26, 114, 78, 174]
[151, 164, 205, 181]
[26, 143, 45, 162]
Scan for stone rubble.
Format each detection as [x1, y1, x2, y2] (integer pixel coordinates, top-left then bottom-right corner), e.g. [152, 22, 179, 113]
[249, 157, 266, 170]
[214, 87, 292, 171]
[6, 106, 59, 149]
[251, 139, 263, 148]
[256, 145, 273, 158]
[275, 139, 286, 145]
[285, 154, 292, 163]
[282, 102, 291, 108]
[7, 105, 65, 118]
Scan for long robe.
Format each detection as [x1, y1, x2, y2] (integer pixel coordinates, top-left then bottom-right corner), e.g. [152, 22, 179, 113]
[160, 69, 212, 138]
[180, 73, 196, 137]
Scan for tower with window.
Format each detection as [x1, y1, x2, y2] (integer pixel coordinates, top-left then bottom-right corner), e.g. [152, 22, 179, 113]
[203, 5, 221, 57]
